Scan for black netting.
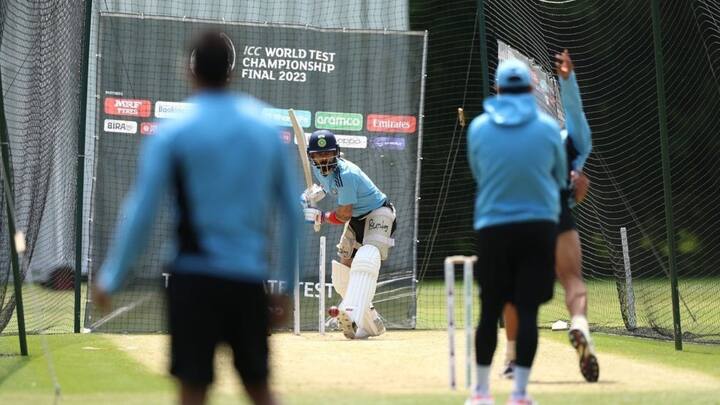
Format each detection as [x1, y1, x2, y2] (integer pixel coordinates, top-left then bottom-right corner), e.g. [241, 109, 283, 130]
[0, 0, 85, 344]
[83, 9, 424, 332]
[413, 0, 720, 344]
[1, 0, 718, 345]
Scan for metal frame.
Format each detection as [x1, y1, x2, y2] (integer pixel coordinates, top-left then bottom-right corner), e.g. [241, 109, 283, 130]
[444, 255, 476, 390]
[0, 72, 28, 355]
[412, 31, 429, 329]
[650, 0, 682, 351]
[98, 12, 426, 37]
[74, 0, 94, 333]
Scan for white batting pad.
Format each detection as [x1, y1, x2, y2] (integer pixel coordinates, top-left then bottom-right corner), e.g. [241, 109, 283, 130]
[340, 245, 381, 329]
[331, 260, 350, 298]
[360, 307, 386, 337]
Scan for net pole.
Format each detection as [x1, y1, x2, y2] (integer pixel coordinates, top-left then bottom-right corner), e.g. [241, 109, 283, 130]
[444, 258, 456, 390]
[476, 0, 490, 99]
[294, 243, 300, 335]
[620, 227, 637, 330]
[650, 0, 682, 351]
[74, 0, 94, 334]
[318, 236, 326, 335]
[0, 71, 28, 356]
[463, 258, 473, 389]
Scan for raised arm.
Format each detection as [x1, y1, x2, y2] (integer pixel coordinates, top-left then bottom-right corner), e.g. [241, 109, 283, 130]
[556, 50, 592, 171]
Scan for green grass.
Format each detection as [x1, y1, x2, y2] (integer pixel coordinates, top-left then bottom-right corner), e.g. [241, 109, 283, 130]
[2, 283, 87, 335]
[2, 332, 720, 404]
[416, 277, 720, 342]
[0, 333, 174, 404]
[542, 329, 720, 378]
[1, 277, 719, 403]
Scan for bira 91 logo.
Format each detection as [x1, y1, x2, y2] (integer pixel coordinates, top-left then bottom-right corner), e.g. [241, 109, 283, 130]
[315, 112, 363, 131]
[104, 119, 137, 134]
[104, 98, 151, 117]
[366, 114, 417, 133]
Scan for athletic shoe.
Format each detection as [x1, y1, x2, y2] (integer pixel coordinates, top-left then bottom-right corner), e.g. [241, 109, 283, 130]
[506, 394, 537, 405]
[465, 393, 495, 405]
[500, 361, 516, 379]
[370, 307, 386, 336]
[337, 307, 357, 340]
[324, 316, 339, 330]
[569, 317, 599, 382]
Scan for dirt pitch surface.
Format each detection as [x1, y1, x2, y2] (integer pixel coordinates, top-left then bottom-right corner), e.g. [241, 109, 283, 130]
[109, 330, 720, 396]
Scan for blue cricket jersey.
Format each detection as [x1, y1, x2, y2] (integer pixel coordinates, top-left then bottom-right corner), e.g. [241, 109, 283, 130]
[98, 90, 302, 293]
[467, 92, 567, 230]
[559, 72, 592, 174]
[311, 158, 386, 217]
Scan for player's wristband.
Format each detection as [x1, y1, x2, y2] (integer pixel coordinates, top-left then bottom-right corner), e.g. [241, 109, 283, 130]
[324, 211, 345, 225]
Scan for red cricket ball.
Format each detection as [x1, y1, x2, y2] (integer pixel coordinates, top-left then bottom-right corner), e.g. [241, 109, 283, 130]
[328, 306, 340, 318]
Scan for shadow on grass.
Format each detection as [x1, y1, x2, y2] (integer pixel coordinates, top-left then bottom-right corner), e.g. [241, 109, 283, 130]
[0, 354, 30, 387]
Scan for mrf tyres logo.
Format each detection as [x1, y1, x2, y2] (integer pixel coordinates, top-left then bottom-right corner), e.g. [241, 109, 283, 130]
[367, 114, 417, 133]
[104, 119, 137, 134]
[104, 98, 151, 117]
[315, 111, 363, 131]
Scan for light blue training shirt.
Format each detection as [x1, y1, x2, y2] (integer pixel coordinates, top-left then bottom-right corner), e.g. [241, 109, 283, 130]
[98, 90, 302, 293]
[312, 158, 386, 217]
[467, 92, 567, 230]
[559, 72, 592, 174]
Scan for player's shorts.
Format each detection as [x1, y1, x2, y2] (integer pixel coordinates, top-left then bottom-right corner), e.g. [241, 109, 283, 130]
[558, 189, 577, 233]
[475, 221, 557, 307]
[337, 200, 397, 260]
[167, 272, 269, 386]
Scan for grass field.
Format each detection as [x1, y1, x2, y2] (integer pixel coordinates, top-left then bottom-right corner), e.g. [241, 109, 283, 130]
[1, 278, 720, 403]
[2, 330, 720, 404]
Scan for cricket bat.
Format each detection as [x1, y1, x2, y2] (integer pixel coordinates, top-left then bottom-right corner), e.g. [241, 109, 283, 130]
[288, 109, 320, 232]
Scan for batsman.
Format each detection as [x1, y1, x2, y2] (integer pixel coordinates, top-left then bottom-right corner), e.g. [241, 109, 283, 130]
[301, 129, 396, 340]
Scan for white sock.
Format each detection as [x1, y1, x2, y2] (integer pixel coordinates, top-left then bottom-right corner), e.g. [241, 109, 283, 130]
[513, 366, 531, 397]
[474, 365, 491, 395]
[571, 315, 589, 334]
[505, 340, 516, 364]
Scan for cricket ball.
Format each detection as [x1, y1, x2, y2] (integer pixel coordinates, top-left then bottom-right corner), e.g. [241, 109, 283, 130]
[328, 306, 340, 318]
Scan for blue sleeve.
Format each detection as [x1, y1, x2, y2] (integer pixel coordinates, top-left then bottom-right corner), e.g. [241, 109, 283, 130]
[337, 174, 357, 206]
[97, 134, 173, 293]
[559, 72, 592, 171]
[467, 128, 480, 185]
[553, 135, 568, 190]
[274, 135, 303, 288]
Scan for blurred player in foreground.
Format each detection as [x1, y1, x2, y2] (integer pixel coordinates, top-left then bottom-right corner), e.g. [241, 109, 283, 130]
[466, 59, 567, 405]
[93, 31, 301, 405]
[502, 50, 598, 383]
[301, 130, 395, 340]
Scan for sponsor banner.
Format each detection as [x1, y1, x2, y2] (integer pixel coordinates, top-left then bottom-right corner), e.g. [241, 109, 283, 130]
[370, 136, 406, 150]
[263, 108, 312, 128]
[104, 97, 152, 117]
[366, 114, 417, 133]
[104, 119, 137, 134]
[155, 101, 194, 118]
[335, 134, 367, 149]
[315, 111, 363, 131]
[140, 122, 158, 135]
